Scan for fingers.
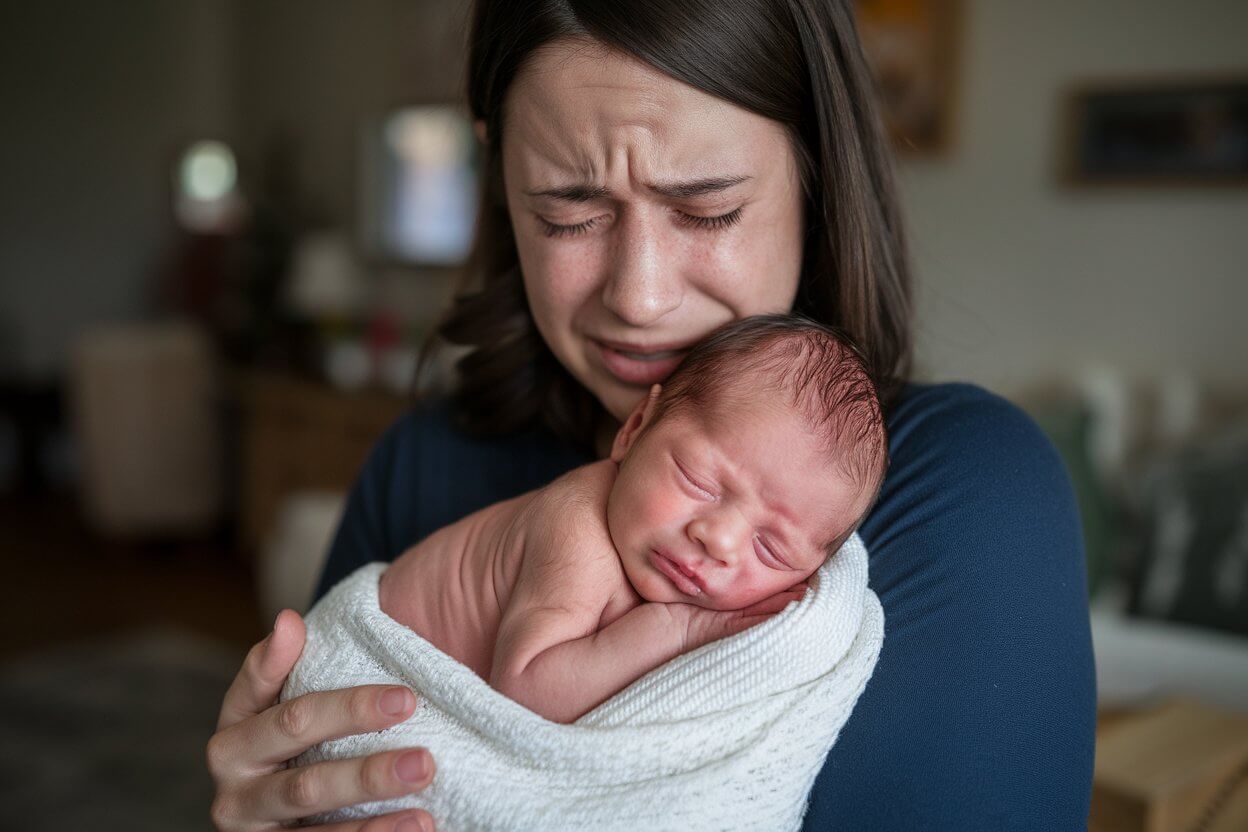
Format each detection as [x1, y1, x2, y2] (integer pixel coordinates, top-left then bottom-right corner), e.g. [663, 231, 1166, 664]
[313, 807, 436, 832]
[217, 609, 307, 731]
[211, 685, 418, 771]
[251, 747, 436, 825]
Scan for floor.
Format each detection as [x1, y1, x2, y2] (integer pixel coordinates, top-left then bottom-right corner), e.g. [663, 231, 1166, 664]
[0, 491, 264, 660]
[0, 490, 264, 831]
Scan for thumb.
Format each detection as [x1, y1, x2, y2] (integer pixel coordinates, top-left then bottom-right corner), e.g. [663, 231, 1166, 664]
[216, 609, 307, 730]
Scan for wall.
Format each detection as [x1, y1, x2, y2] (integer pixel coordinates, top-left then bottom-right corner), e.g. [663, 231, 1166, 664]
[232, 0, 468, 230]
[0, 1, 236, 379]
[3, 0, 1245, 395]
[903, 0, 1248, 394]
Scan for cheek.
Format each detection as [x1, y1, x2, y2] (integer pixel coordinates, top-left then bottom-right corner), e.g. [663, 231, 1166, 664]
[723, 563, 803, 609]
[725, 570, 770, 605]
[517, 251, 607, 384]
[695, 210, 802, 316]
[614, 473, 685, 543]
[510, 217, 605, 328]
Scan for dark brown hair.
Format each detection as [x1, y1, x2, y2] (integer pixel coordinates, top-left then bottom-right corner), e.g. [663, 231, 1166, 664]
[647, 314, 888, 550]
[430, 0, 912, 453]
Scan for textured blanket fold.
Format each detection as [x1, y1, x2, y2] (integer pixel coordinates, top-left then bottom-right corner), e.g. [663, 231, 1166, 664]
[283, 533, 883, 831]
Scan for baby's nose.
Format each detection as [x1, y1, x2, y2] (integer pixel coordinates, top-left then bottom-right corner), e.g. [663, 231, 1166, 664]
[688, 512, 749, 563]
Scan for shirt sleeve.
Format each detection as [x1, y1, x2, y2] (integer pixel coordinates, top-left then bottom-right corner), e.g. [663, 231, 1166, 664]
[801, 384, 1096, 831]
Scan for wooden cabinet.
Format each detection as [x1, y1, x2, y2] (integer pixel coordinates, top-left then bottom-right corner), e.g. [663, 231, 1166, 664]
[1092, 700, 1248, 832]
[237, 372, 409, 554]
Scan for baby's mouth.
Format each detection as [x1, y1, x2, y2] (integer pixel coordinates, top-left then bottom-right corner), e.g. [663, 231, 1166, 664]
[651, 550, 704, 596]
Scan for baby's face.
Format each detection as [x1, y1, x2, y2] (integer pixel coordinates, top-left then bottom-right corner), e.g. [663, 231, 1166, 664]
[606, 394, 871, 611]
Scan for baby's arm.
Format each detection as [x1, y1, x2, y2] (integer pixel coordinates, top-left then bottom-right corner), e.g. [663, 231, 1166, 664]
[493, 584, 801, 723]
[492, 600, 685, 724]
[490, 464, 802, 723]
[489, 511, 685, 723]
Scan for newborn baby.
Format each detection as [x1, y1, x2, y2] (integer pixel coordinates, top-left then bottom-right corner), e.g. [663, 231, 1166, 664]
[375, 314, 887, 723]
[284, 314, 889, 829]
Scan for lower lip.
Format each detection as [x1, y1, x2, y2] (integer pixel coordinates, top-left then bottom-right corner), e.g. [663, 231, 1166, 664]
[651, 551, 702, 596]
[596, 342, 688, 387]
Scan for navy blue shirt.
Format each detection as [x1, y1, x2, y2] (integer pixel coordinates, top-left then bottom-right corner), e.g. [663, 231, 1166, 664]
[316, 382, 1096, 830]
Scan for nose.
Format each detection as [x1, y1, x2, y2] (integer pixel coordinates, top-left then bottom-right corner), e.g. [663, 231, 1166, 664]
[600, 206, 683, 327]
[686, 506, 750, 566]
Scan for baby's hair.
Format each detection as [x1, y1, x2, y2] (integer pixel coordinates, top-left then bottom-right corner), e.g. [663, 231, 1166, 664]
[650, 314, 888, 555]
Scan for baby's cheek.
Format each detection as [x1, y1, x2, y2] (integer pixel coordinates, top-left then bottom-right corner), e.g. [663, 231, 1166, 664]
[619, 484, 672, 534]
[722, 572, 778, 609]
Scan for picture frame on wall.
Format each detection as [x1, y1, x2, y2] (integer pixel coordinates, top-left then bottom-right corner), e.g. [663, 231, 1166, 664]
[854, 0, 960, 154]
[1062, 76, 1248, 186]
[359, 106, 479, 267]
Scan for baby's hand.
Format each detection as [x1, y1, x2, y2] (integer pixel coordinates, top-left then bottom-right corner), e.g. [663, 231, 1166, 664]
[673, 584, 808, 653]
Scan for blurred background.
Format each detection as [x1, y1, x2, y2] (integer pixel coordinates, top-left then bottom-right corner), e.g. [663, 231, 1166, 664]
[1, 1, 1245, 829]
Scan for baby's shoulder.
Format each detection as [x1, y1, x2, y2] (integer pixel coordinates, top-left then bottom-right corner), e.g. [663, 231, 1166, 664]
[515, 461, 624, 593]
[526, 460, 617, 544]
[543, 458, 617, 502]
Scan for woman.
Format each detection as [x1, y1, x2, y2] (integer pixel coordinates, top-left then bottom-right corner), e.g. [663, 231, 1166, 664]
[208, 1, 1096, 829]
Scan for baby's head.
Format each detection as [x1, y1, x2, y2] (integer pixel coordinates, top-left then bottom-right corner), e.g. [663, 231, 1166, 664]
[606, 314, 887, 610]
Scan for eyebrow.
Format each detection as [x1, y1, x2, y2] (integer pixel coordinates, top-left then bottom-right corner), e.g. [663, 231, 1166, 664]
[524, 175, 751, 202]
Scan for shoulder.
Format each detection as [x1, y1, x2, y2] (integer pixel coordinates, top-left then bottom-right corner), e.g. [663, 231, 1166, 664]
[806, 382, 1096, 828]
[864, 380, 1086, 627]
[368, 397, 590, 548]
[315, 398, 590, 600]
[871, 382, 1074, 536]
[529, 460, 617, 519]
[885, 381, 1062, 472]
[523, 461, 620, 570]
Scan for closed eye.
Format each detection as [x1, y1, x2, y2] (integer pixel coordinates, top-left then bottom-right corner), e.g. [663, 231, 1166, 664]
[674, 458, 717, 500]
[539, 215, 605, 238]
[748, 536, 778, 568]
[754, 536, 789, 570]
[538, 207, 744, 239]
[674, 207, 743, 232]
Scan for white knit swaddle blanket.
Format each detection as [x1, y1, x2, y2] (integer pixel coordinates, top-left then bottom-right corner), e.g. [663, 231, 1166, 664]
[283, 533, 883, 831]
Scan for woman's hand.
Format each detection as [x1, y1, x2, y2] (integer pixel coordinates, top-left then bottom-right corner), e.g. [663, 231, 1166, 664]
[207, 609, 438, 832]
[673, 584, 808, 653]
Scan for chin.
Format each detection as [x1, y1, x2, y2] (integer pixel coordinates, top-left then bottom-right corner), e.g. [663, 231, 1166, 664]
[639, 577, 675, 604]
[639, 574, 685, 605]
[599, 383, 644, 424]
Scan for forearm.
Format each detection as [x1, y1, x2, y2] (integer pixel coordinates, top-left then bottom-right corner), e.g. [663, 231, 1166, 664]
[491, 603, 684, 724]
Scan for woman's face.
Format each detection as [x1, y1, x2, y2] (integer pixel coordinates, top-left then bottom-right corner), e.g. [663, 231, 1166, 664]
[501, 38, 805, 424]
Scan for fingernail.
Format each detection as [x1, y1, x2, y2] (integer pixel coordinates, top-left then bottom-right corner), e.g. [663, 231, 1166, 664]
[396, 815, 433, 832]
[395, 750, 430, 783]
[379, 687, 413, 717]
[261, 613, 281, 654]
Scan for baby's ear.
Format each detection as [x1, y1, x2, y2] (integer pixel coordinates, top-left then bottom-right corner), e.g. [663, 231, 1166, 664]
[610, 384, 662, 462]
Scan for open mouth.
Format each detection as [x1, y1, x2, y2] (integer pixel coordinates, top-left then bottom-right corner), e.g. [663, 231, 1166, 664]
[596, 342, 689, 387]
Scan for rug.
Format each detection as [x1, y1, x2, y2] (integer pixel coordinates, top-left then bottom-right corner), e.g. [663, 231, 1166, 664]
[0, 630, 245, 832]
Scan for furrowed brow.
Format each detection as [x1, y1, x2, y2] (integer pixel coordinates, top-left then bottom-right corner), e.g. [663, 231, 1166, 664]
[525, 175, 751, 203]
[524, 184, 610, 202]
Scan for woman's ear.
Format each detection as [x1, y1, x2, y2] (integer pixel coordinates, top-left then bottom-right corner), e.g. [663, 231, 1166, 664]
[473, 119, 487, 145]
[610, 385, 662, 463]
